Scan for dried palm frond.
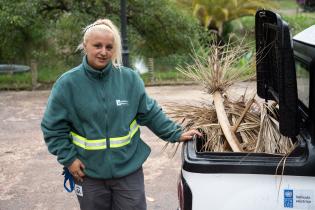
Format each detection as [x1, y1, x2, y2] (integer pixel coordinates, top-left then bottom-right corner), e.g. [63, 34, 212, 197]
[177, 40, 256, 152]
[166, 94, 262, 153]
[255, 103, 294, 154]
[165, 93, 296, 155]
[177, 39, 255, 95]
[163, 39, 295, 157]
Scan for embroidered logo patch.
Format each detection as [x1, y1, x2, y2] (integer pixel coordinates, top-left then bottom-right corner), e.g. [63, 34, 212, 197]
[116, 100, 128, 106]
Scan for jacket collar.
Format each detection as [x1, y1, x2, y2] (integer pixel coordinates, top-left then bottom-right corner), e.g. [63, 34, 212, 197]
[82, 55, 112, 79]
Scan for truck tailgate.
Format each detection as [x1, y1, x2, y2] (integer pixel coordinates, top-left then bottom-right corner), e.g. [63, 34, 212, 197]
[182, 169, 315, 210]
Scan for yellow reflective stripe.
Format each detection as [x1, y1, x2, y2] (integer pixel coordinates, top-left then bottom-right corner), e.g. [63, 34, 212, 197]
[130, 122, 139, 138]
[110, 135, 130, 148]
[110, 139, 131, 148]
[72, 139, 86, 149]
[130, 119, 137, 130]
[70, 119, 139, 150]
[71, 132, 107, 150]
[110, 120, 139, 148]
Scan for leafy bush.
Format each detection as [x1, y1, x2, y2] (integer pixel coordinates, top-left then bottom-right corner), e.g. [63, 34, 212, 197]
[296, 0, 315, 11]
[154, 54, 194, 72]
[283, 13, 315, 35]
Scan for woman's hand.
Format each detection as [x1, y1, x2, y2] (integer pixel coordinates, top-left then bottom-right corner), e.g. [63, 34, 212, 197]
[179, 129, 202, 142]
[68, 159, 85, 182]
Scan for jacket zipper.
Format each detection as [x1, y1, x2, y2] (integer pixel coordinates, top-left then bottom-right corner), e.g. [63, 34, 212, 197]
[102, 79, 112, 178]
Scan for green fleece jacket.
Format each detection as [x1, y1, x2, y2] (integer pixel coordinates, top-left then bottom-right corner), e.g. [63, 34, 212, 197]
[41, 56, 182, 179]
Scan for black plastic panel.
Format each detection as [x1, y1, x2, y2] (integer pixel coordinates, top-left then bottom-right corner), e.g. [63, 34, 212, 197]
[181, 174, 192, 210]
[255, 10, 298, 137]
[279, 24, 299, 136]
[255, 10, 281, 100]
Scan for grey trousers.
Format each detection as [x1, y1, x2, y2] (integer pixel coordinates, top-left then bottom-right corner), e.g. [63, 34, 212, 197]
[74, 167, 147, 210]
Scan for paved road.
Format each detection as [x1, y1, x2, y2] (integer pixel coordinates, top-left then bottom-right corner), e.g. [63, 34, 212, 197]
[0, 83, 254, 210]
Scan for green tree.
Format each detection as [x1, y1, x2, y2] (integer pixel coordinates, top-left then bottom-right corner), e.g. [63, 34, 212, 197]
[0, 0, 201, 68]
[0, 0, 45, 63]
[37, 0, 201, 58]
[128, 0, 201, 57]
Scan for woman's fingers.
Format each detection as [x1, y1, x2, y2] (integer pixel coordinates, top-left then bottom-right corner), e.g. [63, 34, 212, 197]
[179, 129, 202, 142]
[68, 159, 85, 181]
[77, 168, 85, 178]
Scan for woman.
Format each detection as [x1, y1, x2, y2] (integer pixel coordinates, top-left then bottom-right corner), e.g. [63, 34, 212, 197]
[41, 18, 201, 210]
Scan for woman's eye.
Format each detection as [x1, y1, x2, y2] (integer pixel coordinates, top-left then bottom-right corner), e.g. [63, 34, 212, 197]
[106, 45, 113, 50]
[94, 44, 102, 48]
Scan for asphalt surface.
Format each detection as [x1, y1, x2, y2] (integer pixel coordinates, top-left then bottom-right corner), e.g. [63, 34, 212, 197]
[0, 83, 254, 210]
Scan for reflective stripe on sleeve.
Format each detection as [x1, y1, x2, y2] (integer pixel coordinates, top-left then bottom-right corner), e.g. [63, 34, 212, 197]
[70, 119, 139, 150]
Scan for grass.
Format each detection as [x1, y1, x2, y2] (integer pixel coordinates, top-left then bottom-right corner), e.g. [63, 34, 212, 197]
[275, 0, 299, 9]
[283, 13, 315, 35]
[0, 66, 189, 90]
[0, 72, 32, 90]
[0, 63, 71, 90]
[138, 69, 191, 85]
[38, 65, 69, 83]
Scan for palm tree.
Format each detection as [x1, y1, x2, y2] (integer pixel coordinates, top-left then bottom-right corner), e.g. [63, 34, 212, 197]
[177, 0, 276, 40]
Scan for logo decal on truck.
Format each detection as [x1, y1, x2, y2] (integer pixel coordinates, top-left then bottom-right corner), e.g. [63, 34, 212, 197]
[284, 189, 314, 209]
[284, 189, 293, 208]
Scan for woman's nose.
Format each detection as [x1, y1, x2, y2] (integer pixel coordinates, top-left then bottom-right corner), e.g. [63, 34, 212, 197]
[100, 47, 107, 55]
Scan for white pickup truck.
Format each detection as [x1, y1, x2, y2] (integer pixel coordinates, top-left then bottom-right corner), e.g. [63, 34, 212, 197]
[177, 10, 315, 210]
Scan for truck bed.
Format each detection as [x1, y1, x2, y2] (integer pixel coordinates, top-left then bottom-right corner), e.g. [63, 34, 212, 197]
[182, 130, 315, 176]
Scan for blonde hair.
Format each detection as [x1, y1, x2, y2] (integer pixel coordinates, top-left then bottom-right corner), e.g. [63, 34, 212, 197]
[78, 19, 122, 68]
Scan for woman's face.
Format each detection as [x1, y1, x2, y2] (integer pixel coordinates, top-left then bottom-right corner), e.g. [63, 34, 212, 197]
[84, 30, 114, 70]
